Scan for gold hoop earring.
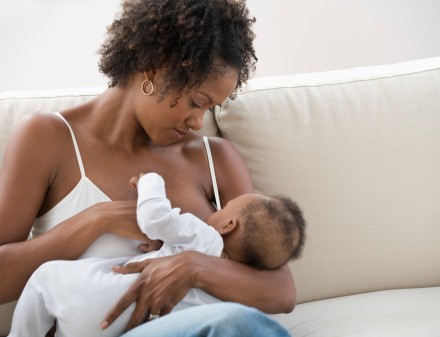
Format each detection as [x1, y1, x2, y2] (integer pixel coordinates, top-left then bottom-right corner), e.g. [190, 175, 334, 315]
[141, 79, 155, 96]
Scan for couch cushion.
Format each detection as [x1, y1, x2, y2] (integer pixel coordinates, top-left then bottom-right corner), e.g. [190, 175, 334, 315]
[272, 287, 440, 337]
[217, 57, 440, 303]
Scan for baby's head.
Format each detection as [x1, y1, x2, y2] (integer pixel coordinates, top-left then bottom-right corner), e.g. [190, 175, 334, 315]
[206, 193, 306, 270]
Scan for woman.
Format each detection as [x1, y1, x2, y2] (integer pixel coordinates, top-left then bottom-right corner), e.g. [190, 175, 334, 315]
[0, 0, 296, 336]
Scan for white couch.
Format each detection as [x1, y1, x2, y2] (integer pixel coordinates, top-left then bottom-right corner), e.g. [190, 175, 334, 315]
[1, 57, 439, 336]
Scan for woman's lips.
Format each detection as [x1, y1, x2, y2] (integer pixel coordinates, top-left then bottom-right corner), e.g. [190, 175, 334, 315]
[174, 128, 188, 136]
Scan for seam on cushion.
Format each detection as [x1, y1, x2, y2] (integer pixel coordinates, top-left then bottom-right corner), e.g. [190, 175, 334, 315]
[0, 87, 105, 101]
[0, 93, 101, 102]
[236, 67, 440, 96]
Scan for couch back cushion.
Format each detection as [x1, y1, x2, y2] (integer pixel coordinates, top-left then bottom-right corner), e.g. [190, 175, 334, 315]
[217, 57, 440, 303]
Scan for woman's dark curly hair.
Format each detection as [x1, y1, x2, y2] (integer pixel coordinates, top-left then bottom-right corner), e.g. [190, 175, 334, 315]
[98, 0, 257, 99]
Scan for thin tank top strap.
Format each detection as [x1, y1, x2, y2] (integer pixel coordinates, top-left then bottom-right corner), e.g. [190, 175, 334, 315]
[203, 136, 221, 210]
[55, 112, 86, 177]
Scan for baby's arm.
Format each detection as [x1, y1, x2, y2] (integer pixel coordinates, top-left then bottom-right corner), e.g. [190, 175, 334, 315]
[135, 173, 221, 253]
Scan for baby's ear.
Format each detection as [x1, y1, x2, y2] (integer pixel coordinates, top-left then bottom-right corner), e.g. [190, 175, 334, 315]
[218, 218, 239, 235]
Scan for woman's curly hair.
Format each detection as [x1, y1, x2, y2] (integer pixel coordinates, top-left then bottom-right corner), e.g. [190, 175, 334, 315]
[98, 0, 257, 99]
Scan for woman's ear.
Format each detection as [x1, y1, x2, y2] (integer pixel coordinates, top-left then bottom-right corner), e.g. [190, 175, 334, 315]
[141, 70, 156, 82]
[218, 218, 239, 235]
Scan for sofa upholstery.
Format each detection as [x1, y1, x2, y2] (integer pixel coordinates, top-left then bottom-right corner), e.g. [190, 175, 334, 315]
[1, 57, 439, 336]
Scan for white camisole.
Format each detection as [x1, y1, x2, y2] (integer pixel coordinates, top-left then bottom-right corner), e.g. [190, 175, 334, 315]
[31, 112, 221, 259]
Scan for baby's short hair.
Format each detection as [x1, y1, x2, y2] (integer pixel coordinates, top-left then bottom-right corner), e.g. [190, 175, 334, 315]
[239, 194, 306, 270]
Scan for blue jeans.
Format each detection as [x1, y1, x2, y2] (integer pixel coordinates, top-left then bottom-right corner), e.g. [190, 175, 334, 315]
[120, 302, 291, 337]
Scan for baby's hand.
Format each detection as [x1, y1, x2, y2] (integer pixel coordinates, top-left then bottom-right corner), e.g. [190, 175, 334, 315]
[129, 173, 145, 189]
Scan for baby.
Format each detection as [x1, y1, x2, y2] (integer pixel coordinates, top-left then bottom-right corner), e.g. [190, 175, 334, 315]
[8, 173, 306, 337]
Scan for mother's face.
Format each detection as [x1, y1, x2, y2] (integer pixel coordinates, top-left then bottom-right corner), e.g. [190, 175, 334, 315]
[136, 67, 239, 146]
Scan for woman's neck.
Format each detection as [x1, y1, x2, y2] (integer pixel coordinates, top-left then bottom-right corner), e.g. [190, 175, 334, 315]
[87, 86, 151, 152]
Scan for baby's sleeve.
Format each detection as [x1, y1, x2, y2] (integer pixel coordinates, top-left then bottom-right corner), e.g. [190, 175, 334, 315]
[136, 173, 222, 255]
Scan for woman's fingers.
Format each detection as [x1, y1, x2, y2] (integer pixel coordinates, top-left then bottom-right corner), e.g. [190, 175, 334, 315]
[125, 288, 164, 330]
[111, 261, 143, 274]
[91, 201, 161, 250]
[138, 239, 163, 253]
[125, 299, 149, 331]
[103, 254, 196, 331]
[159, 304, 173, 316]
[92, 201, 158, 245]
[101, 287, 137, 329]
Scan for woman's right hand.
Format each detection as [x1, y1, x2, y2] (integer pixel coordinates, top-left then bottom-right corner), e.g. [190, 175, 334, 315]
[101, 251, 199, 331]
[91, 200, 142, 240]
[86, 200, 161, 251]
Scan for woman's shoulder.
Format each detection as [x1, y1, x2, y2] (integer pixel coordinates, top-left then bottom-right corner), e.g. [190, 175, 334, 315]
[208, 136, 237, 152]
[14, 112, 69, 144]
[183, 133, 253, 199]
[181, 133, 236, 162]
[4, 112, 73, 166]
[184, 133, 234, 151]
[199, 135, 245, 165]
[14, 112, 66, 136]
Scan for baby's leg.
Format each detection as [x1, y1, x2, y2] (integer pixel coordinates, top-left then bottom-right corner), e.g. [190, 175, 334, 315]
[56, 258, 140, 337]
[7, 265, 56, 337]
[9, 257, 139, 337]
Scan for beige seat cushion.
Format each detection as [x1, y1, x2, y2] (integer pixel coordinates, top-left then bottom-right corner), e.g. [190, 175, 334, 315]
[272, 287, 440, 337]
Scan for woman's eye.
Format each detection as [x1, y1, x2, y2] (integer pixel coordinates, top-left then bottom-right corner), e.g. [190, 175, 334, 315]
[190, 100, 201, 109]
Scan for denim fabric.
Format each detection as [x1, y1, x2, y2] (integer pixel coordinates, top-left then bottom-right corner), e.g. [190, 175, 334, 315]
[121, 302, 291, 337]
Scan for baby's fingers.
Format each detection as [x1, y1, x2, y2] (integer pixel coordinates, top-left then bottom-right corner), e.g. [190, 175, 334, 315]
[130, 176, 139, 189]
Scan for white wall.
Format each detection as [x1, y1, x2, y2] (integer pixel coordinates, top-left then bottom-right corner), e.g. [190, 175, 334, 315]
[248, 0, 440, 77]
[1, 0, 439, 91]
[0, 0, 120, 91]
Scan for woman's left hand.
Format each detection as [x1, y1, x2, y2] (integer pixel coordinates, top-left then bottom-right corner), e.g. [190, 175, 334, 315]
[101, 251, 197, 331]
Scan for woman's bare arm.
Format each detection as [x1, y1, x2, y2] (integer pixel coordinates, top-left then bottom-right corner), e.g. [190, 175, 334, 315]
[205, 137, 297, 311]
[101, 251, 296, 330]
[0, 212, 103, 303]
[0, 114, 145, 303]
[192, 252, 296, 312]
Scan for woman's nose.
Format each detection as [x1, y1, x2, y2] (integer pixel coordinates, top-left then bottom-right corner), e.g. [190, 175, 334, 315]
[187, 111, 204, 131]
